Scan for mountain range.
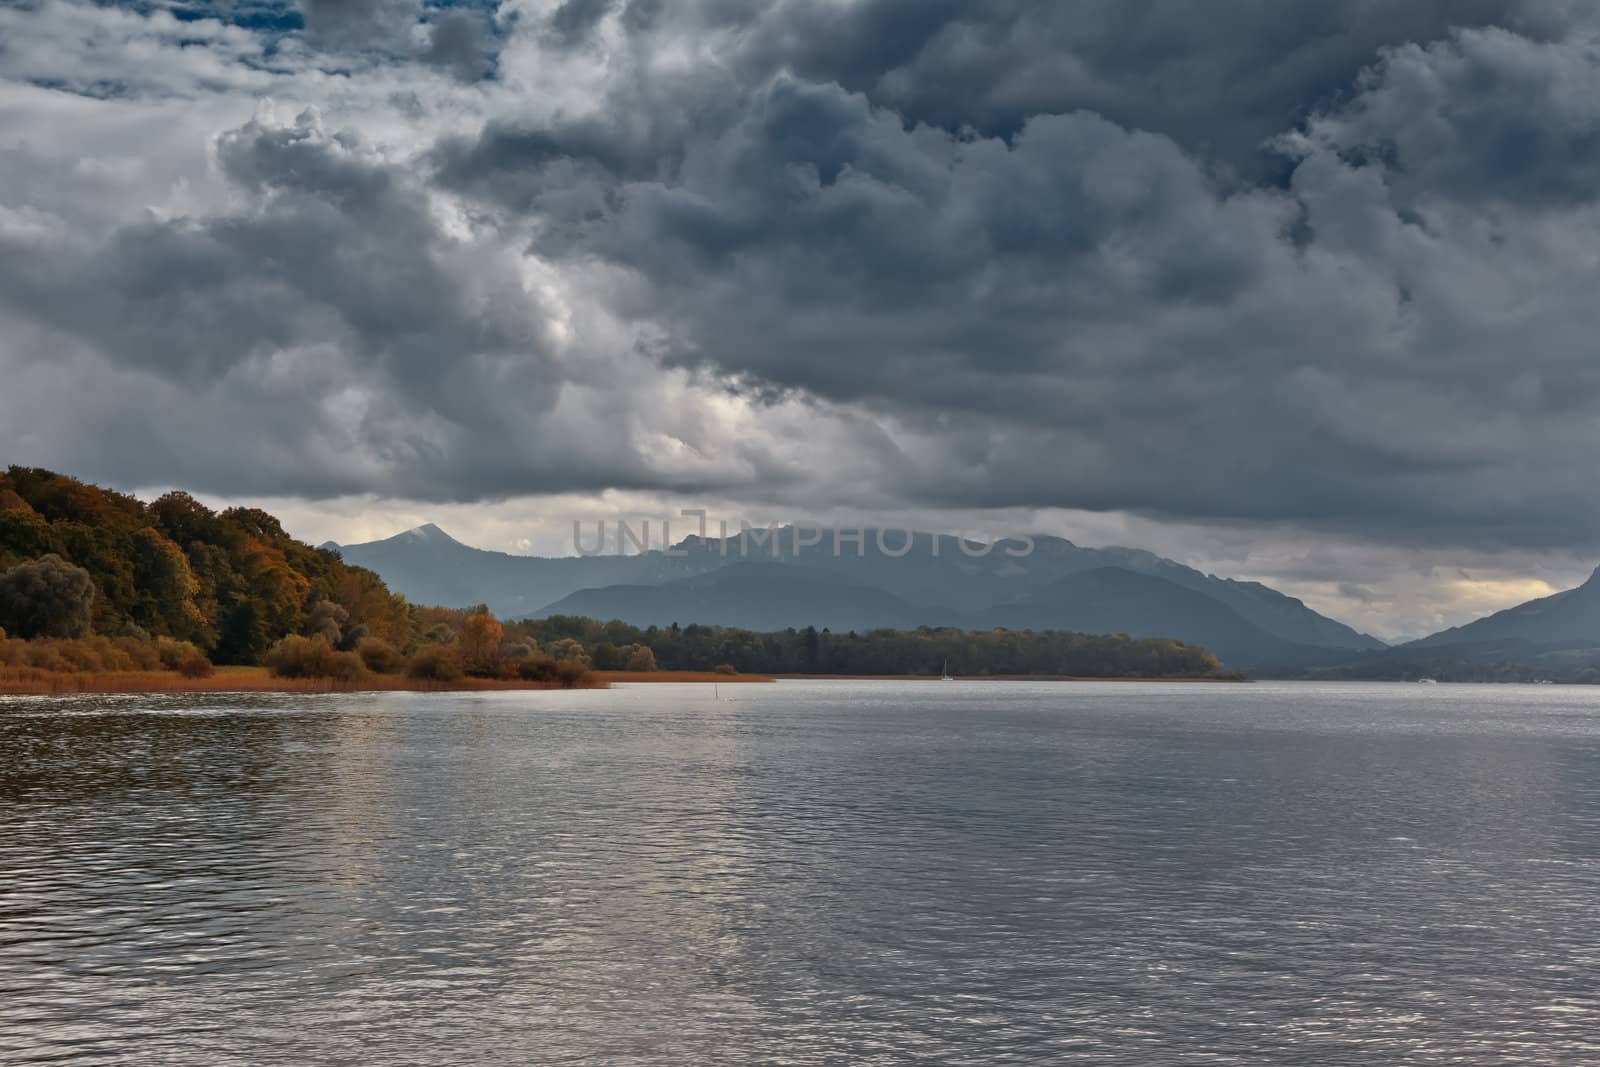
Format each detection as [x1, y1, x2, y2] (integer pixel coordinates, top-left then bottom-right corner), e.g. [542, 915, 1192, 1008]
[332, 524, 1386, 671]
[332, 523, 1600, 680]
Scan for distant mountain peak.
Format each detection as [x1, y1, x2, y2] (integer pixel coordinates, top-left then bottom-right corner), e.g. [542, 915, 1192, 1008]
[398, 523, 461, 546]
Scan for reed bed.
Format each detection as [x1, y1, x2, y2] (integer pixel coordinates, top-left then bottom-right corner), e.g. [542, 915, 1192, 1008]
[0, 666, 609, 696]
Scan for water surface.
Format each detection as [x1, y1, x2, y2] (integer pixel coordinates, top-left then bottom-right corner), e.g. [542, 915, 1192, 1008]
[2, 681, 1598, 1064]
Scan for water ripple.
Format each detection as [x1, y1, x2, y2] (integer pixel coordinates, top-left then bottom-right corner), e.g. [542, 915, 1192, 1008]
[1, 682, 1598, 1064]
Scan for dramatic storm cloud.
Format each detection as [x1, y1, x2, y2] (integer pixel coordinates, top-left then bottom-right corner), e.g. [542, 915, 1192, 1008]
[4, 0, 1600, 634]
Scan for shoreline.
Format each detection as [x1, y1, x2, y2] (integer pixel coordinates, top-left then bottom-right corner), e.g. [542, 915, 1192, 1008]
[0, 666, 608, 697]
[771, 674, 1247, 683]
[1, 668, 1239, 696]
[593, 671, 775, 685]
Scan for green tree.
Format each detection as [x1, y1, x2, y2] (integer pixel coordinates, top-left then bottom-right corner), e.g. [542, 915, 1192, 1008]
[0, 554, 95, 639]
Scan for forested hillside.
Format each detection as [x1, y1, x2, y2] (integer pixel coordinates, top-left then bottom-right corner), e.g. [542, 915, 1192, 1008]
[0, 467, 411, 663]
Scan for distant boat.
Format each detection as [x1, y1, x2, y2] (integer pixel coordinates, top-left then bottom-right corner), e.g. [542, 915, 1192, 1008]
[942, 659, 954, 681]
[1416, 678, 1439, 685]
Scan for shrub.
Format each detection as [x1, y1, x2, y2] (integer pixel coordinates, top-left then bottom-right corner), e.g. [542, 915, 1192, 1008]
[266, 635, 367, 681]
[113, 636, 161, 671]
[713, 663, 738, 675]
[0, 635, 190, 675]
[50, 639, 104, 672]
[177, 654, 215, 679]
[623, 645, 658, 672]
[24, 643, 73, 672]
[356, 636, 405, 675]
[554, 659, 592, 688]
[407, 644, 463, 682]
[155, 637, 206, 671]
[517, 656, 557, 682]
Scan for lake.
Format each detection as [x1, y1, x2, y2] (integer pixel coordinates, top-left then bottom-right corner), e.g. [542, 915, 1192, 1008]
[2, 680, 1598, 1064]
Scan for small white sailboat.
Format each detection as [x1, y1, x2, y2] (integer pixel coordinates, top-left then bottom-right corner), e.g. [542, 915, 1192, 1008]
[941, 659, 954, 682]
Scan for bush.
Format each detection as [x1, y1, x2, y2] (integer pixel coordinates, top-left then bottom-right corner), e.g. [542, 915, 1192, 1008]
[24, 643, 72, 672]
[713, 663, 738, 675]
[266, 635, 367, 681]
[155, 637, 206, 671]
[0, 634, 207, 675]
[406, 644, 463, 682]
[554, 659, 593, 688]
[623, 645, 658, 672]
[516, 655, 557, 682]
[356, 636, 405, 675]
[177, 654, 215, 678]
[113, 636, 161, 671]
[511, 655, 591, 687]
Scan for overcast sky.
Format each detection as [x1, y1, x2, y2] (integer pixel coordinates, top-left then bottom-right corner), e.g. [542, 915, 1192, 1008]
[4, 0, 1600, 640]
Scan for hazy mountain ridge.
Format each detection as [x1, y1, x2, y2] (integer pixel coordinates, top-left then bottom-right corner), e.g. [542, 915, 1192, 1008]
[539, 563, 947, 634]
[660, 528, 1382, 651]
[340, 522, 1600, 678]
[1292, 568, 1600, 683]
[336, 524, 1383, 670]
[1406, 568, 1600, 650]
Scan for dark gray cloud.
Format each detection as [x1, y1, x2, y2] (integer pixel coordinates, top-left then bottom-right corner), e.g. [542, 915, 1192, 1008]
[545, 0, 615, 45]
[424, 9, 495, 82]
[425, 4, 1600, 546]
[586, 0, 1579, 174]
[298, 0, 420, 47]
[6, 0, 1600, 564]
[1301, 25, 1600, 206]
[4, 113, 511, 400]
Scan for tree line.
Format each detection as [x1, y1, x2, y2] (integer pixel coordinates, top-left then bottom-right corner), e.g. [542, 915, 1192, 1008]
[2, 467, 1227, 683]
[513, 616, 1226, 678]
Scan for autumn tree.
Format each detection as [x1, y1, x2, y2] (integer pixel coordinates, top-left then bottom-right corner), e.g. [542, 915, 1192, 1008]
[460, 610, 505, 676]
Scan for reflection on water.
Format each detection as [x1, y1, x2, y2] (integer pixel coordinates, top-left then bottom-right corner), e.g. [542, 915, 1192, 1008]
[2, 682, 1599, 1064]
